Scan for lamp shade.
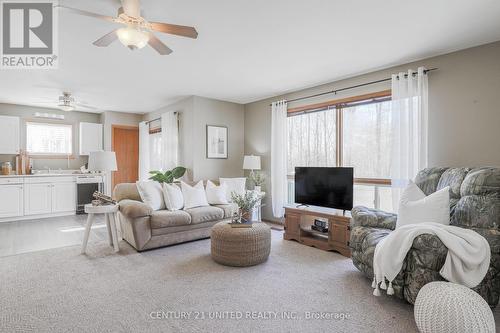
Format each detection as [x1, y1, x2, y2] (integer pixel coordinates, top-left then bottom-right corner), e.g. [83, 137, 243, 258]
[88, 151, 117, 172]
[243, 155, 261, 170]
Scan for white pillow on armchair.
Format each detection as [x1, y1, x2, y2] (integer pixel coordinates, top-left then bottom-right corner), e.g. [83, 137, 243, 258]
[396, 181, 450, 228]
[219, 177, 246, 202]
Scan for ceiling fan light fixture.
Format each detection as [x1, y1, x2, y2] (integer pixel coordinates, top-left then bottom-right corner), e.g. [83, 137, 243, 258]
[117, 27, 149, 49]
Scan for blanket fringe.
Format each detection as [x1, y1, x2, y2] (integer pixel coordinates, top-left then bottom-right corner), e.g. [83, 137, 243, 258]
[380, 279, 387, 290]
[387, 281, 394, 295]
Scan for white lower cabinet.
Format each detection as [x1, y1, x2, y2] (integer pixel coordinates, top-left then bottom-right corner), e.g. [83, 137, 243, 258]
[52, 182, 76, 213]
[0, 176, 77, 220]
[24, 183, 53, 215]
[0, 184, 24, 218]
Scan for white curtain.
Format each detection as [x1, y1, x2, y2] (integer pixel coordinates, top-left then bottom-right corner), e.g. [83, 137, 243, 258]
[161, 111, 179, 170]
[391, 67, 429, 211]
[138, 121, 150, 181]
[271, 100, 288, 218]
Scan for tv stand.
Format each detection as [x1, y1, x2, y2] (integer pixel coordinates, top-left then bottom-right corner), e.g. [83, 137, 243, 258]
[284, 205, 351, 257]
[295, 204, 310, 209]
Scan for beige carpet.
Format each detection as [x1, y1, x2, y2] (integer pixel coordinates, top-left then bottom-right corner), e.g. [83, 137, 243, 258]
[1, 230, 498, 333]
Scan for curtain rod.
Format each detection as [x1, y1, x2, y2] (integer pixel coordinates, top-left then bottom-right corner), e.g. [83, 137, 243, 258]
[269, 68, 438, 106]
[144, 111, 178, 125]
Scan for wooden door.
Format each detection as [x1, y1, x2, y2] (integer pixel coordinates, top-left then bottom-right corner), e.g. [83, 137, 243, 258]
[112, 125, 139, 190]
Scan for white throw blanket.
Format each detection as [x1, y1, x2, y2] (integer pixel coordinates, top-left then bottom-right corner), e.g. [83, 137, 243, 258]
[372, 222, 491, 296]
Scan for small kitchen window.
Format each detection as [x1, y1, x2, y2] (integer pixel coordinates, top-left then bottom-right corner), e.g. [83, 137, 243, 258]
[26, 122, 73, 155]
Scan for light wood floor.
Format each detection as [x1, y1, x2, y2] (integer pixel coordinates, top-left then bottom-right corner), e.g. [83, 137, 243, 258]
[0, 214, 109, 257]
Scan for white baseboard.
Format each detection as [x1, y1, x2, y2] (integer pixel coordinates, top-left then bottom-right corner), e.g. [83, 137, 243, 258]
[0, 211, 76, 223]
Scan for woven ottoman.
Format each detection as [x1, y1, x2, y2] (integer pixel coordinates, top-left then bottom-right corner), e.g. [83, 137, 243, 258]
[211, 221, 271, 267]
[414, 282, 495, 333]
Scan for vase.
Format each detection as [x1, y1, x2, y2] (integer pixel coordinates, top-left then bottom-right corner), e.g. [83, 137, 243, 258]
[254, 185, 261, 193]
[241, 211, 251, 223]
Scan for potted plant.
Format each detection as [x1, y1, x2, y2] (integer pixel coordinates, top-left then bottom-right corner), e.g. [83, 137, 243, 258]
[149, 166, 187, 183]
[230, 191, 264, 227]
[249, 171, 265, 192]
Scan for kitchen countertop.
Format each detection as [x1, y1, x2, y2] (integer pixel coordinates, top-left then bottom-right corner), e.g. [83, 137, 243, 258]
[0, 173, 104, 178]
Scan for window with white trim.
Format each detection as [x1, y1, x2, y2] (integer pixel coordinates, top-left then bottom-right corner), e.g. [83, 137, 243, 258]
[26, 122, 73, 155]
[286, 92, 394, 211]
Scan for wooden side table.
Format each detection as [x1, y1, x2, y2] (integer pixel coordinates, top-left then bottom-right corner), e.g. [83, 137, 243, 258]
[81, 203, 120, 254]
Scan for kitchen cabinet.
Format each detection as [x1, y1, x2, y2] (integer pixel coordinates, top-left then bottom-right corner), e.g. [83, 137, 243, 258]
[24, 176, 77, 216]
[24, 183, 52, 215]
[52, 182, 76, 213]
[0, 176, 77, 221]
[0, 184, 23, 218]
[0, 115, 20, 154]
[79, 122, 103, 155]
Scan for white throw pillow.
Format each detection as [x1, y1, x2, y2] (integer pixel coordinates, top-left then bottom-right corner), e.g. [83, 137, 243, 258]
[162, 183, 184, 211]
[219, 177, 246, 202]
[396, 181, 450, 228]
[136, 181, 165, 211]
[205, 180, 229, 205]
[181, 181, 209, 209]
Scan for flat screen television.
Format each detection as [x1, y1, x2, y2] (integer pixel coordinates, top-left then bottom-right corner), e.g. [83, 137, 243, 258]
[294, 167, 353, 210]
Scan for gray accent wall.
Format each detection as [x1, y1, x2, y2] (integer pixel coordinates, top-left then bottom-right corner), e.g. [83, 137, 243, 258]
[144, 96, 245, 182]
[244, 41, 500, 222]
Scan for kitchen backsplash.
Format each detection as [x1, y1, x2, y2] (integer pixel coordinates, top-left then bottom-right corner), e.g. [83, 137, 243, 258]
[0, 155, 89, 172]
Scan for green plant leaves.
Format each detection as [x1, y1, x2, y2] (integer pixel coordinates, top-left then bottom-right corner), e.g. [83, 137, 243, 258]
[171, 167, 187, 179]
[148, 166, 187, 183]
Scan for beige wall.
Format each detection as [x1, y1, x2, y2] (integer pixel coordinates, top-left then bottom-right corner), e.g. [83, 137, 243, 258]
[144, 96, 245, 181]
[244, 41, 500, 221]
[0, 103, 101, 170]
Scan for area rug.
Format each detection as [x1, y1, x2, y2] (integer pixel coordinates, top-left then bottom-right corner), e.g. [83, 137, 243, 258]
[1, 231, 497, 332]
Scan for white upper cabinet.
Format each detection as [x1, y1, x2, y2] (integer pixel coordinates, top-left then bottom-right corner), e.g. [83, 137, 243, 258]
[79, 122, 103, 155]
[0, 116, 20, 154]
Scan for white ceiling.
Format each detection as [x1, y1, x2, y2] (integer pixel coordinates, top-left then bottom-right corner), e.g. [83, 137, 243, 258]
[1, 0, 500, 114]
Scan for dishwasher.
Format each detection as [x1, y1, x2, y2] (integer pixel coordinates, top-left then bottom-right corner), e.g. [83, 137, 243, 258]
[76, 175, 104, 214]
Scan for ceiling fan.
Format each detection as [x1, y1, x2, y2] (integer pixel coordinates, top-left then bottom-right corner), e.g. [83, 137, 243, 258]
[59, 0, 198, 55]
[36, 92, 98, 112]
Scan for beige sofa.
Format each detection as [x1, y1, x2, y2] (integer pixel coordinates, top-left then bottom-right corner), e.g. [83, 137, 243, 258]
[113, 182, 237, 251]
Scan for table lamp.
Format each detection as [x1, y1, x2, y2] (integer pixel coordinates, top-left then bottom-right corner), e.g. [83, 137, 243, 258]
[88, 151, 118, 195]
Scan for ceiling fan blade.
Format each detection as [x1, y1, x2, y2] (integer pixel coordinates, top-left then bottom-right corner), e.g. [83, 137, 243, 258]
[121, 0, 140, 17]
[58, 5, 116, 23]
[93, 30, 119, 47]
[149, 22, 198, 39]
[148, 34, 173, 55]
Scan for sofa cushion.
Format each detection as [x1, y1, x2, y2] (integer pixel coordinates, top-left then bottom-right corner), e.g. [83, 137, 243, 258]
[414, 167, 447, 196]
[213, 203, 238, 219]
[151, 210, 191, 229]
[437, 168, 470, 199]
[151, 220, 220, 236]
[185, 206, 224, 224]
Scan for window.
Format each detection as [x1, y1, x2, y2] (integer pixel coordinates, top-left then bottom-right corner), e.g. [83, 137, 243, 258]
[286, 91, 394, 211]
[26, 122, 73, 155]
